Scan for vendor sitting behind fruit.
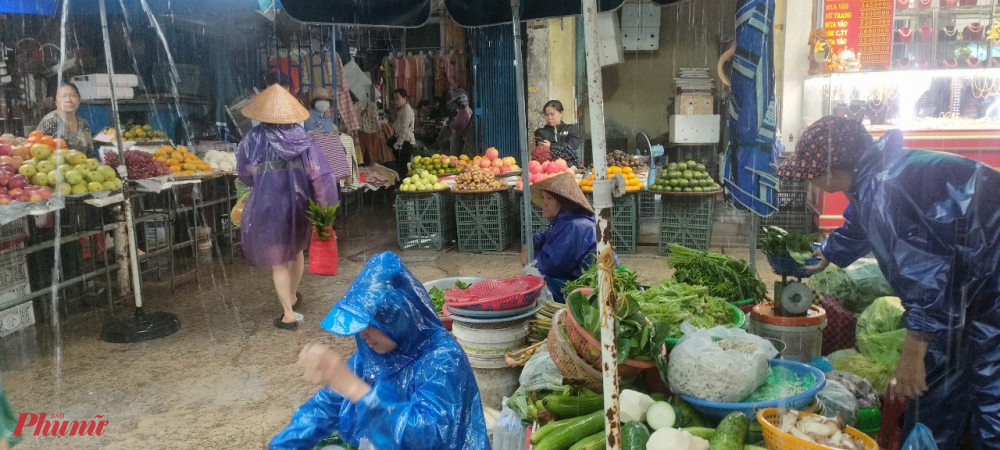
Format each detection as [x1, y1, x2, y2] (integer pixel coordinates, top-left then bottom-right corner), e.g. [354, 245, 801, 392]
[520, 172, 598, 303]
[534, 100, 581, 169]
[37, 82, 93, 156]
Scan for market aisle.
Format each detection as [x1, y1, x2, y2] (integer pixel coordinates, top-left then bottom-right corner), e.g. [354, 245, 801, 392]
[0, 209, 781, 450]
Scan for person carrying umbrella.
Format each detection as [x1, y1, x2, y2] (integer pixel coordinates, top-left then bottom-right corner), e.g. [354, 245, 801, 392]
[268, 252, 489, 449]
[779, 115, 1000, 450]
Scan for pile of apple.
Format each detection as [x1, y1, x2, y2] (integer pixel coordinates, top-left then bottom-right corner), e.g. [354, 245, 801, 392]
[409, 154, 461, 176]
[471, 148, 520, 176]
[8, 144, 122, 196]
[400, 171, 447, 192]
[514, 158, 576, 189]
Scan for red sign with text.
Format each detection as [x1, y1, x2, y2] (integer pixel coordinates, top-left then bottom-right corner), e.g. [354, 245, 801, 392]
[823, 0, 894, 71]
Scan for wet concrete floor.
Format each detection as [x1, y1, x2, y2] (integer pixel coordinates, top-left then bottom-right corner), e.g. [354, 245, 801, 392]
[0, 199, 782, 449]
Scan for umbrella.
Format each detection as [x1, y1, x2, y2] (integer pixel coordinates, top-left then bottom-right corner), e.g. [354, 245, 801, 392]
[722, 0, 780, 217]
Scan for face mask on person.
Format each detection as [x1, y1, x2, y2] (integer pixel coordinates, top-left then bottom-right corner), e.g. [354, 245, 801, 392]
[314, 101, 330, 113]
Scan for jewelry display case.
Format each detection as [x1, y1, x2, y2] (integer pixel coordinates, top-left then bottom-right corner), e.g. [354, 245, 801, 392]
[892, 0, 996, 69]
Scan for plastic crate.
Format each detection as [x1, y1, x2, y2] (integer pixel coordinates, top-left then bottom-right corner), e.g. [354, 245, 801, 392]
[455, 192, 513, 253]
[776, 180, 809, 212]
[396, 192, 456, 250]
[760, 210, 816, 236]
[513, 191, 549, 236]
[659, 195, 716, 253]
[638, 191, 657, 218]
[0, 301, 34, 337]
[0, 218, 28, 250]
[0, 243, 30, 305]
[585, 193, 639, 254]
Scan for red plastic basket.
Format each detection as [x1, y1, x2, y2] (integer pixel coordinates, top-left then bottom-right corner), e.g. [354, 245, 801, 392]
[444, 276, 545, 312]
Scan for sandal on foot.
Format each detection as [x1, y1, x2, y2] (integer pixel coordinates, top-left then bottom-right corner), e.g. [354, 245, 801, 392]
[274, 316, 298, 330]
[292, 292, 303, 311]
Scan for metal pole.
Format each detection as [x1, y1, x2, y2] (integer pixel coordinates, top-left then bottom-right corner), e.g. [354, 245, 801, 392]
[581, 0, 620, 447]
[99, 0, 145, 310]
[511, 0, 534, 263]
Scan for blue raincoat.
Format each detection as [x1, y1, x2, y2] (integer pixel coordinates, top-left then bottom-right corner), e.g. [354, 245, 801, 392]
[533, 209, 597, 302]
[821, 130, 1000, 450]
[269, 252, 490, 450]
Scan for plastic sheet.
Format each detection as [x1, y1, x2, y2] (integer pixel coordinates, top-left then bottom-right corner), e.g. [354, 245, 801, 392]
[269, 252, 489, 450]
[825, 370, 880, 408]
[492, 398, 527, 450]
[0, 196, 64, 226]
[816, 380, 859, 426]
[807, 259, 894, 314]
[517, 348, 563, 393]
[856, 297, 905, 367]
[668, 324, 779, 403]
[237, 123, 339, 268]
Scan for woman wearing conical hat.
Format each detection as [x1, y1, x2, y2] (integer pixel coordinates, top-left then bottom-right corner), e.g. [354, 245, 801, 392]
[237, 84, 340, 330]
[520, 172, 598, 303]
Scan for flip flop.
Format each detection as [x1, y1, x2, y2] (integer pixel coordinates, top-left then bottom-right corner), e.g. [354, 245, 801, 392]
[274, 315, 298, 330]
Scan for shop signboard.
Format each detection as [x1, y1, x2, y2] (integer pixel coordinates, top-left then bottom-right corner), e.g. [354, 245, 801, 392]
[823, 0, 894, 71]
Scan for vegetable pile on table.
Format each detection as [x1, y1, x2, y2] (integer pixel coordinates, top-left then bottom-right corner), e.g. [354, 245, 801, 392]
[566, 289, 663, 365]
[638, 279, 735, 339]
[561, 263, 639, 296]
[667, 244, 768, 303]
[427, 280, 471, 315]
[760, 226, 818, 264]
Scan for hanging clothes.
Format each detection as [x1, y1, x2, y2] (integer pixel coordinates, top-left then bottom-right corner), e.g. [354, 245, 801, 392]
[445, 53, 458, 91]
[423, 54, 435, 102]
[343, 133, 360, 188]
[393, 55, 406, 97]
[404, 55, 419, 108]
[413, 55, 425, 106]
[269, 57, 301, 95]
[331, 53, 360, 132]
[455, 52, 469, 91]
[309, 131, 351, 181]
[356, 100, 394, 165]
[381, 56, 395, 105]
[434, 54, 448, 99]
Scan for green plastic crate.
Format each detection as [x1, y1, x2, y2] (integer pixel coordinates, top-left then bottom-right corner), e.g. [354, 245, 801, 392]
[638, 191, 657, 219]
[455, 192, 513, 253]
[395, 192, 455, 250]
[585, 193, 639, 254]
[659, 195, 716, 254]
[513, 190, 549, 236]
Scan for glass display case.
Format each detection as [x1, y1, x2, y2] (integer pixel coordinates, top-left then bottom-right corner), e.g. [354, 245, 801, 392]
[892, 1, 996, 70]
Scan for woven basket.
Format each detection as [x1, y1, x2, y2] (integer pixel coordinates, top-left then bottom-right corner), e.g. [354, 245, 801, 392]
[547, 309, 603, 393]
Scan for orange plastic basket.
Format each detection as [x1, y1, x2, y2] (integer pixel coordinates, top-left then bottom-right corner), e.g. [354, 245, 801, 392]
[757, 408, 879, 450]
[444, 276, 546, 311]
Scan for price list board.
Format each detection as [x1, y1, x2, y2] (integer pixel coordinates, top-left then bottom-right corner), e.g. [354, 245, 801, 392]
[823, 0, 894, 71]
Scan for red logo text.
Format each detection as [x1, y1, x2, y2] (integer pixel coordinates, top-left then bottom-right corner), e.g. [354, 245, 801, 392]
[12, 413, 109, 437]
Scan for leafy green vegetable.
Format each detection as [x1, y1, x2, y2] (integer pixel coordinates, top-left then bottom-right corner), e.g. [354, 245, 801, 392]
[667, 244, 768, 303]
[566, 290, 663, 364]
[638, 279, 736, 338]
[427, 281, 473, 315]
[562, 263, 639, 296]
[760, 226, 818, 264]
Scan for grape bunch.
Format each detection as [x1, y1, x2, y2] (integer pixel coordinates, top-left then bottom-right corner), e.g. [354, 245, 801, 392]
[105, 150, 170, 179]
[531, 144, 552, 163]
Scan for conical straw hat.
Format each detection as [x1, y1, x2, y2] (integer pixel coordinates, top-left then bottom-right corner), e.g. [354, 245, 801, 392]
[241, 84, 310, 125]
[531, 172, 594, 214]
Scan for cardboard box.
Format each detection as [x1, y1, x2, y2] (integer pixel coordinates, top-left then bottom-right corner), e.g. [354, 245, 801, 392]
[676, 93, 713, 115]
[669, 114, 721, 144]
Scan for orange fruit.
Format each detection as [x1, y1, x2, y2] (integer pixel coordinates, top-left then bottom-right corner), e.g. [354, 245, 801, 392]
[170, 165, 181, 173]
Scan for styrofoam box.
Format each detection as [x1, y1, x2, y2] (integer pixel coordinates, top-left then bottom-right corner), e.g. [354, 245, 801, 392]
[0, 301, 35, 338]
[71, 74, 139, 88]
[669, 114, 721, 144]
[78, 86, 135, 101]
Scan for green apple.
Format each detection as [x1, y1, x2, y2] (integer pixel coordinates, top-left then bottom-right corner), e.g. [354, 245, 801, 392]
[87, 181, 103, 192]
[102, 180, 117, 191]
[29, 144, 52, 160]
[58, 183, 72, 195]
[113, 179, 123, 189]
[47, 171, 63, 185]
[70, 184, 88, 195]
[97, 165, 116, 180]
[85, 158, 100, 171]
[17, 164, 36, 177]
[64, 170, 83, 185]
[66, 151, 86, 166]
[86, 171, 105, 183]
[58, 164, 73, 173]
[73, 164, 90, 175]
[36, 161, 55, 174]
[30, 173, 48, 186]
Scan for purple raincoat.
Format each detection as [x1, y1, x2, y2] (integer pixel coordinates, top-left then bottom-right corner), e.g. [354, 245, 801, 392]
[237, 124, 339, 268]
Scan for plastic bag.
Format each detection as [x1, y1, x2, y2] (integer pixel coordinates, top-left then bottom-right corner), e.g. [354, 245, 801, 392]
[856, 296, 905, 367]
[807, 258, 894, 313]
[524, 263, 554, 304]
[518, 348, 563, 393]
[902, 424, 939, 450]
[830, 351, 895, 394]
[741, 365, 817, 402]
[845, 258, 894, 300]
[492, 397, 527, 450]
[231, 189, 249, 227]
[826, 370, 880, 408]
[816, 379, 859, 426]
[668, 323, 779, 403]
[506, 389, 531, 421]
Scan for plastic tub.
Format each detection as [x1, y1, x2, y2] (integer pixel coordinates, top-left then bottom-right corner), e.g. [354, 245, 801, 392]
[679, 359, 827, 420]
[750, 303, 827, 363]
[452, 320, 529, 356]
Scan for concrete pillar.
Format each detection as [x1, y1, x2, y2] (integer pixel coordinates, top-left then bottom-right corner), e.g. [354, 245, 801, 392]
[548, 17, 577, 121]
[526, 20, 550, 141]
[777, 0, 816, 150]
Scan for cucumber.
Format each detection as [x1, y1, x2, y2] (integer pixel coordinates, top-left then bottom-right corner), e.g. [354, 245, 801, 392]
[568, 431, 605, 450]
[684, 427, 715, 440]
[533, 410, 605, 450]
[645, 401, 676, 430]
[621, 421, 651, 450]
[542, 394, 604, 419]
[530, 415, 583, 444]
[671, 396, 707, 428]
[709, 412, 750, 450]
[744, 446, 767, 450]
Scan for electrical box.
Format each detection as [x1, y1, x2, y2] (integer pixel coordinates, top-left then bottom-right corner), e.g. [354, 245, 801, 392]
[621, 0, 661, 51]
[669, 115, 721, 144]
[598, 12, 624, 66]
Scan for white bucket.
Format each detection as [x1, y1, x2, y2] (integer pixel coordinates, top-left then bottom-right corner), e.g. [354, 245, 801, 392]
[471, 365, 521, 410]
[750, 318, 826, 363]
[452, 320, 529, 356]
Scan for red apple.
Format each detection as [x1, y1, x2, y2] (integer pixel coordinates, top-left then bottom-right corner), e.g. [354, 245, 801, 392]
[0, 174, 9, 188]
[23, 185, 39, 193]
[38, 187, 52, 200]
[0, 144, 11, 157]
[13, 192, 30, 203]
[28, 192, 42, 202]
[7, 188, 22, 198]
[0, 164, 14, 176]
[0, 187, 7, 196]
[0, 195, 11, 205]
[8, 174, 27, 189]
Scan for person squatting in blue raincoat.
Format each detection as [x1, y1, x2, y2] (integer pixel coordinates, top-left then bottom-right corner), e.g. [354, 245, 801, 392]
[520, 173, 600, 303]
[778, 116, 1000, 450]
[269, 252, 489, 450]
